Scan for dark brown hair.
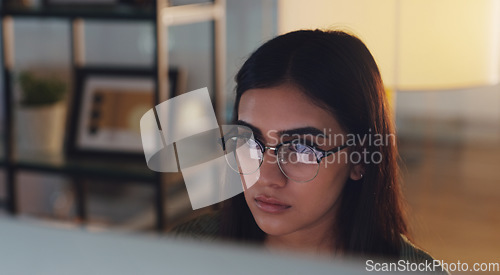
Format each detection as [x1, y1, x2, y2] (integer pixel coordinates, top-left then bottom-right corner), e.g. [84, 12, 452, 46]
[219, 29, 407, 258]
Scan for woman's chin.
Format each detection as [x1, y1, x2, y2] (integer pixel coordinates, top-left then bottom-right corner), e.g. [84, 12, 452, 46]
[254, 217, 294, 236]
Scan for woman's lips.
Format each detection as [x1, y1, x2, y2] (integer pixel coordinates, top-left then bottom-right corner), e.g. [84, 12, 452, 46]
[254, 195, 291, 214]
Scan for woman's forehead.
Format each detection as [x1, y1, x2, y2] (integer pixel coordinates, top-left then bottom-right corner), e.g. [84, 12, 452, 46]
[238, 85, 345, 136]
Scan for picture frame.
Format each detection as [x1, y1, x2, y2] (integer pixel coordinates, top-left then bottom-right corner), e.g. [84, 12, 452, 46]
[67, 67, 180, 159]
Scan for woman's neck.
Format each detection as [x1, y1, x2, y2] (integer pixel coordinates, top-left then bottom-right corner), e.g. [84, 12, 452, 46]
[264, 224, 338, 256]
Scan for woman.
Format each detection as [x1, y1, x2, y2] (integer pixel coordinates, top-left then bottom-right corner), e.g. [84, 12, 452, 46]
[173, 29, 440, 265]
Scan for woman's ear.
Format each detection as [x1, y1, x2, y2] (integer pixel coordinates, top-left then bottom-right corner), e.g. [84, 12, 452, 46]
[349, 164, 365, 181]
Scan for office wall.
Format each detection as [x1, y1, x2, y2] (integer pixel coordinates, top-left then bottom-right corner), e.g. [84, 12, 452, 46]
[396, 85, 500, 142]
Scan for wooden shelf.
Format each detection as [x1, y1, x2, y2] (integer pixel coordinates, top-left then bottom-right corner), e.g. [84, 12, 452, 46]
[0, 5, 154, 21]
[11, 154, 157, 183]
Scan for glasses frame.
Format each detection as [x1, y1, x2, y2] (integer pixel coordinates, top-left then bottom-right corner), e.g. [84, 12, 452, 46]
[222, 135, 350, 182]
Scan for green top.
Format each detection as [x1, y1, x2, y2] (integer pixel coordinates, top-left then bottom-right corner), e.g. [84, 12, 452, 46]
[170, 212, 449, 274]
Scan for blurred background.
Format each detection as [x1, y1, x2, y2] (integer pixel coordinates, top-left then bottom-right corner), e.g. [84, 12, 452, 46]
[0, 0, 499, 269]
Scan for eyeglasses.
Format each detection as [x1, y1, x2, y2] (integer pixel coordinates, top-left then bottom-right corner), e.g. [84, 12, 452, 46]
[222, 134, 349, 183]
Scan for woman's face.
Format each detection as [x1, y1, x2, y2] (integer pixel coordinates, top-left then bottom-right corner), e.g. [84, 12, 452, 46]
[238, 84, 362, 240]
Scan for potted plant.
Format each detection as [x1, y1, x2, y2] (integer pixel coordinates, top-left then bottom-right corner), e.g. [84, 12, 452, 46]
[16, 71, 68, 155]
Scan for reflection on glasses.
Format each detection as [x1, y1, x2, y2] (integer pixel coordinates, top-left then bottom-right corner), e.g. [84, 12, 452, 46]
[222, 134, 349, 183]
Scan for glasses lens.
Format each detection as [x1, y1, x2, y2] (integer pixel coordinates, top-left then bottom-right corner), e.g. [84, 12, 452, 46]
[224, 136, 262, 175]
[278, 142, 319, 182]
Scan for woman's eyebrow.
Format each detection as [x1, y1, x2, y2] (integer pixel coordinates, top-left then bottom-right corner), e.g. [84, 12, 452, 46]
[236, 120, 263, 137]
[278, 127, 325, 137]
[236, 120, 324, 138]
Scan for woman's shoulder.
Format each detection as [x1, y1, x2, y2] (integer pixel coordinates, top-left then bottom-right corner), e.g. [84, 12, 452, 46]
[399, 235, 449, 274]
[168, 211, 222, 241]
[399, 235, 434, 262]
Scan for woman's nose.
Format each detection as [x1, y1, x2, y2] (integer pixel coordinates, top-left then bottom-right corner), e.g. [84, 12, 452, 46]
[256, 148, 287, 188]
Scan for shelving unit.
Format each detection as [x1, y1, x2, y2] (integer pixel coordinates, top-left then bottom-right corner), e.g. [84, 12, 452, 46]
[0, 0, 226, 232]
